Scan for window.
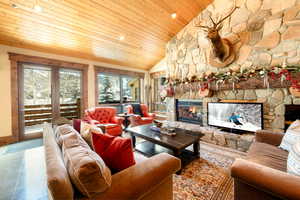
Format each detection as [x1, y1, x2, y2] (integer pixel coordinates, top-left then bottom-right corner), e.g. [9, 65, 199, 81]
[97, 73, 140, 104]
[24, 66, 52, 105]
[59, 69, 82, 104]
[98, 74, 121, 104]
[122, 76, 140, 102]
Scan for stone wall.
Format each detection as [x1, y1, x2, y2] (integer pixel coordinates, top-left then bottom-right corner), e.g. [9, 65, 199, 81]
[163, 0, 300, 134]
[166, 0, 300, 76]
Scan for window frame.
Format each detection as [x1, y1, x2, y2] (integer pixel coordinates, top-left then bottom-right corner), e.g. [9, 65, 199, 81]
[96, 72, 141, 105]
[94, 66, 144, 109]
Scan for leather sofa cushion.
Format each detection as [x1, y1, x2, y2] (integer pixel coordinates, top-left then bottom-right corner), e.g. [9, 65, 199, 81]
[134, 152, 147, 163]
[287, 119, 300, 131]
[279, 129, 300, 152]
[56, 124, 90, 149]
[55, 124, 73, 146]
[287, 140, 300, 176]
[43, 123, 74, 200]
[247, 142, 288, 172]
[61, 131, 112, 198]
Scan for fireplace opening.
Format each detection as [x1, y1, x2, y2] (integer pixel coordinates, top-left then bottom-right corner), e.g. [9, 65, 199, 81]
[285, 105, 300, 130]
[175, 99, 203, 125]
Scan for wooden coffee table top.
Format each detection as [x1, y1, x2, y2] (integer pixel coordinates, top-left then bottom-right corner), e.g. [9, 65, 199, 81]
[126, 124, 204, 151]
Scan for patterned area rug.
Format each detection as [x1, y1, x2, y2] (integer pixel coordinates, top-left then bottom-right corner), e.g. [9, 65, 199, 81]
[174, 142, 246, 200]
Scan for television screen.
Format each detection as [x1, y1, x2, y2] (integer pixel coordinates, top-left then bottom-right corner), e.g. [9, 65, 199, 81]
[208, 102, 263, 132]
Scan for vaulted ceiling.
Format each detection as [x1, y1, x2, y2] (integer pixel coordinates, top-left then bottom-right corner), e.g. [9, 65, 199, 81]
[0, 0, 211, 69]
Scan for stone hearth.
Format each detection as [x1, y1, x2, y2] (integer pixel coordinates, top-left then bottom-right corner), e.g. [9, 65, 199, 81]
[164, 121, 254, 152]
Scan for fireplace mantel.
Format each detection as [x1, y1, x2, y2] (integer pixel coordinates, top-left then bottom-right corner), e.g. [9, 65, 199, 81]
[208, 72, 300, 91]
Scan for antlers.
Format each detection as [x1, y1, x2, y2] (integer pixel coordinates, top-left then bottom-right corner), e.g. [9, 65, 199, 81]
[215, 6, 238, 27]
[194, 1, 238, 30]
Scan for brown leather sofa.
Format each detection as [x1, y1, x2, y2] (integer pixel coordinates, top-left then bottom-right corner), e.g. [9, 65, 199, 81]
[43, 123, 181, 200]
[231, 130, 300, 200]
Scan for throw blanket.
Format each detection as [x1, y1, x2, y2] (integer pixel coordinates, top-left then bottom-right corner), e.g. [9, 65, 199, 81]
[131, 104, 143, 117]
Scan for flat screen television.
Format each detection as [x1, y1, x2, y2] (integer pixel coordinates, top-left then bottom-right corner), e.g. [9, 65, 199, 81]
[207, 102, 263, 132]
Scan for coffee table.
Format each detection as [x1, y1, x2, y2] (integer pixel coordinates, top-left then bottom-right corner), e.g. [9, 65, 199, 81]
[126, 124, 204, 172]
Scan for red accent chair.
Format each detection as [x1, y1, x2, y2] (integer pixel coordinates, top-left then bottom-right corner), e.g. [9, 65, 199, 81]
[126, 104, 155, 127]
[84, 107, 124, 136]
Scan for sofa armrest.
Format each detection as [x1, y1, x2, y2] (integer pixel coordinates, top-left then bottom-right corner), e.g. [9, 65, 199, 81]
[93, 153, 181, 200]
[231, 158, 300, 200]
[111, 116, 124, 125]
[255, 130, 284, 146]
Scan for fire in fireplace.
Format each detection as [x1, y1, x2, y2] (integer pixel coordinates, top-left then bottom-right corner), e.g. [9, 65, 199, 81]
[176, 99, 203, 125]
[285, 105, 300, 130]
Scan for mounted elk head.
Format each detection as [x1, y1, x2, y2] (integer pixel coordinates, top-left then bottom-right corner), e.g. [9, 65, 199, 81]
[195, 4, 238, 68]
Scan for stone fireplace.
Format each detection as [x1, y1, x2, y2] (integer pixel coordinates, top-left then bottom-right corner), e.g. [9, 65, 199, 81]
[167, 88, 300, 133]
[151, 0, 300, 152]
[160, 0, 300, 132]
[164, 88, 300, 152]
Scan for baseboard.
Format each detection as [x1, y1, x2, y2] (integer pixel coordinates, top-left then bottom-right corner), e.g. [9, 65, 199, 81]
[0, 136, 18, 147]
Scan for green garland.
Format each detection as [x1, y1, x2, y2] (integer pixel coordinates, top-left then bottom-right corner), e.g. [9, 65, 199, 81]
[166, 65, 300, 88]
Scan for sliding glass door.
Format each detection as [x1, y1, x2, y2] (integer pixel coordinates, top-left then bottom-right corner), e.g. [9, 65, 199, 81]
[59, 69, 82, 120]
[21, 65, 52, 139]
[19, 64, 82, 140]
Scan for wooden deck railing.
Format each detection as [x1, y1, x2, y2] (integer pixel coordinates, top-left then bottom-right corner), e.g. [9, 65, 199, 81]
[24, 99, 81, 126]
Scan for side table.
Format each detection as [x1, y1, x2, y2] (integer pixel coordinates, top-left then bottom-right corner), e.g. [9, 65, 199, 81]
[118, 113, 134, 130]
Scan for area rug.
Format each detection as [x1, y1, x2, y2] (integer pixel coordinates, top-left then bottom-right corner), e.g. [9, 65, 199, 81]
[173, 142, 246, 200]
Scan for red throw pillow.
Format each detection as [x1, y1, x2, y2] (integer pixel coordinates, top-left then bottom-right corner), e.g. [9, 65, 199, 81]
[92, 132, 135, 173]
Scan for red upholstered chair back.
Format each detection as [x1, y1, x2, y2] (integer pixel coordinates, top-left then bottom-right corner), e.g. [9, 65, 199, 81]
[127, 104, 149, 117]
[85, 107, 117, 123]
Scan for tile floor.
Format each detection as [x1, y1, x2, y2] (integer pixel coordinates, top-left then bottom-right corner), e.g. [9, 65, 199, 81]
[0, 136, 142, 200]
[0, 139, 47, 200]
[0, 136, 245, 200]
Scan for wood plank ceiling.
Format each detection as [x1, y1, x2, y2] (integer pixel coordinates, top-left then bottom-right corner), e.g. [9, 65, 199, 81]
[0, 0, 211, 69]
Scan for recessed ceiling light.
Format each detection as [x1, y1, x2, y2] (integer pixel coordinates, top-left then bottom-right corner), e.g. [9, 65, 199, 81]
[11, 4, 18, 8]
[171, 13, 177, 19]
[119, 35, 125, 41]
[34, 5, 43, 13]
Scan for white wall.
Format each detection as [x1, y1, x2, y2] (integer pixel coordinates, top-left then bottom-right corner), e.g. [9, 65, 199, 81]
[149, 57, 167, 73]
[0, 44, 148, 137]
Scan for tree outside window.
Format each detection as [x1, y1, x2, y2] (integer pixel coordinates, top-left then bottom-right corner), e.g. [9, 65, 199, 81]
[59, 69, 81, 104]
[98, 73, 140, 104]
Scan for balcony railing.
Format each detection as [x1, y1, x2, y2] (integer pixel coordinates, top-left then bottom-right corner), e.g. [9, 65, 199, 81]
[24, 99, 81, 127]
